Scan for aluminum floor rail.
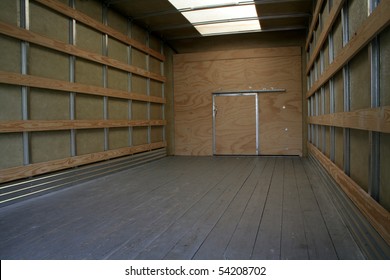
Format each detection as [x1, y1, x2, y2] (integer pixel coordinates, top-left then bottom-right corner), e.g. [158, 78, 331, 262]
[308, 154, 390, 259]
[0, 148, 167, 207]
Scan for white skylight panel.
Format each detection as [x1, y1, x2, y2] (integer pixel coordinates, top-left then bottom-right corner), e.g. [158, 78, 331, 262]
[168, 0, 239, 10]
[195, 19, 261, 35]
[182, 5, 258, 23]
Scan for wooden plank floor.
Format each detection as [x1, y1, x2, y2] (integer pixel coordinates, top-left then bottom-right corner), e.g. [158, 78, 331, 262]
[0, 156, 369, 259]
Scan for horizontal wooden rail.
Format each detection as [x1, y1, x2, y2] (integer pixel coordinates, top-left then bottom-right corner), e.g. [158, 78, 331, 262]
[307, 0, 390, 98]
[0, 119, 166, 133]
[308, 142, 390, 246]
[0, 21, 166, 83]
[0, 141, 166, 184]
[0, 71, 165, 104]
[306, 0, 345, 74]
[305, 0, 324, 51]
[307, 106, 390, 133]
[34, 0, 165, 61]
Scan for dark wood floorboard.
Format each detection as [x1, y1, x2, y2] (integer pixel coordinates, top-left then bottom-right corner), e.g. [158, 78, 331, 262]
[0, 156, 367, 259]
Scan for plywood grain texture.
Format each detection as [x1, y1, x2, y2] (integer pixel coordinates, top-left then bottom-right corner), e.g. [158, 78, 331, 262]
[174, 47, 302, 156]
[214, 95, 257, 155]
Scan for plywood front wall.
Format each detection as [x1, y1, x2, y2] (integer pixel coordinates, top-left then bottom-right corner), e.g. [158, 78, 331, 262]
[174, 47, 302, 156]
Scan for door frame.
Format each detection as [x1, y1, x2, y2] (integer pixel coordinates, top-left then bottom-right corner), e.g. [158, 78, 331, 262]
[212, 92, 259, 155]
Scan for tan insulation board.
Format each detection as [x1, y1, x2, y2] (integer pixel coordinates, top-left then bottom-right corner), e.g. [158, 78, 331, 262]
[350, 129, 369, 192]
[333, 16, 343, 58]
[76, 23, 102, 55]
[29, 45, 69, 81]
[76, 129, 104, 156]
[334, 127, 344, 170]
[108, 37, 128, 64]
[0, 0, 19, 26]
[164, 45, 175, 155]
[30, 131, 70, 164]
[151, 127, 163, 143]
[150, 80, 162, 97]
[132, 49, 147, 69]
[380, 26, 390, 106]
[0, 85, 21, 120]
[131, 24, 147, 45]
[0, 133, 23, 169]
[150, 57, 161, 75]
[150, 103, 163, 119]
[75, 0, 102, 22]
[132, 75, 147, 95]
[149, 36, 161, 53]
[109, 127, 129, 150]
[107, 67, 128, 91]
[75, 93, 103, 120]
[325, 126, 331, 157]
[132, 101, 147, 119]
[324, 82, 330, 114]
[30, 1, 68, 42]
[380, 133, 390, 211]
[75, 59, 103, 87]
[0, 35, 20, 73]
[29, 88, 69, 120]
[108, 98, 128, 120]
[323, 40, 330, 70]
[350, 47, 370, 111]
[348, 0, 368, 39]
[132, 127, 148, 146]
[107, 9, 128, 35]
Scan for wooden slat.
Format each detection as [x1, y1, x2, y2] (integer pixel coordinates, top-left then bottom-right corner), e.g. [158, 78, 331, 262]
[307, 106, 390, 133]
[308, 142, 390, 246]
[34, 0, 165, 61]
[0, 141, 166, 183]
[307, 0, 390, 98]
[0, 71, 165, 104]
[0, 119, 166, 133]
[0, 21, 166, 83]
[306, 0, 345, 74]
[305, 0, 325, 51]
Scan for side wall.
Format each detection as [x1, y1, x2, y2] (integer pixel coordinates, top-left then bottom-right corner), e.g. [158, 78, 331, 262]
[174, 47, 302, 156]
[0, 0, 173, 183]
[305, 0, 390, 244]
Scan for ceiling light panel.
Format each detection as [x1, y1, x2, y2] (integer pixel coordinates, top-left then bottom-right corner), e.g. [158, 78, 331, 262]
[168, 0, 241, 10]
[195, 19, 261, 35]
[182, 5, 258, 23]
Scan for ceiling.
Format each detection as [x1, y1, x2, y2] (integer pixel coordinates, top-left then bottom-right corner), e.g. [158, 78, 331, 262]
[104, 0, 313, 53]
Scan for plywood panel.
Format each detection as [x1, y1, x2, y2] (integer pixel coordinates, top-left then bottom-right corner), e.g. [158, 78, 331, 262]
[30, 88, 69, 120]
[76, 129, 104, 156]
[350, 47, 370, 111]
[174, 47, 302, 156]
[380, 133, 390, 211]
[350, 129, 369, 191]
[0, 35, 20, 73]
[30, 1, 68, 42]
[30, 131, 70, 163]
[0, 134, 23, 169]
[214, 95, 256, 155]
[0, 85, 21, 120]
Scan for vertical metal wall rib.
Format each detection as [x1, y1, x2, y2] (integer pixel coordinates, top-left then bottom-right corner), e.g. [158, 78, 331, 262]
[146, 33, 151, 145]
[160, 42, 166, 143]
[342, 1, 350, 175]
[69, 0, 76, 157]
[103, 4, 109, 151]
[127, 19, 133, 147]
[20, 0, 30, 166]
[368, 0, 380, 201]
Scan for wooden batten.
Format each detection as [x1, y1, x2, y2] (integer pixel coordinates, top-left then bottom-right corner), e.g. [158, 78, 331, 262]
[0, 21, 166, 83]
[308, 142, 390, 246]
[307, 106, 390, 133]
[0, 120, 166, 133]
[34, 0, 165, 61]
[307, 0, 390, 98]
[305, 0, 325, 51]
[0, 142, 166, 184]
[0, 71, 165, 104]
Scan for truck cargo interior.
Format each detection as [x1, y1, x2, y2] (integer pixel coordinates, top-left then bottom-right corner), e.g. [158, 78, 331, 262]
[0, 0, 389, 260]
